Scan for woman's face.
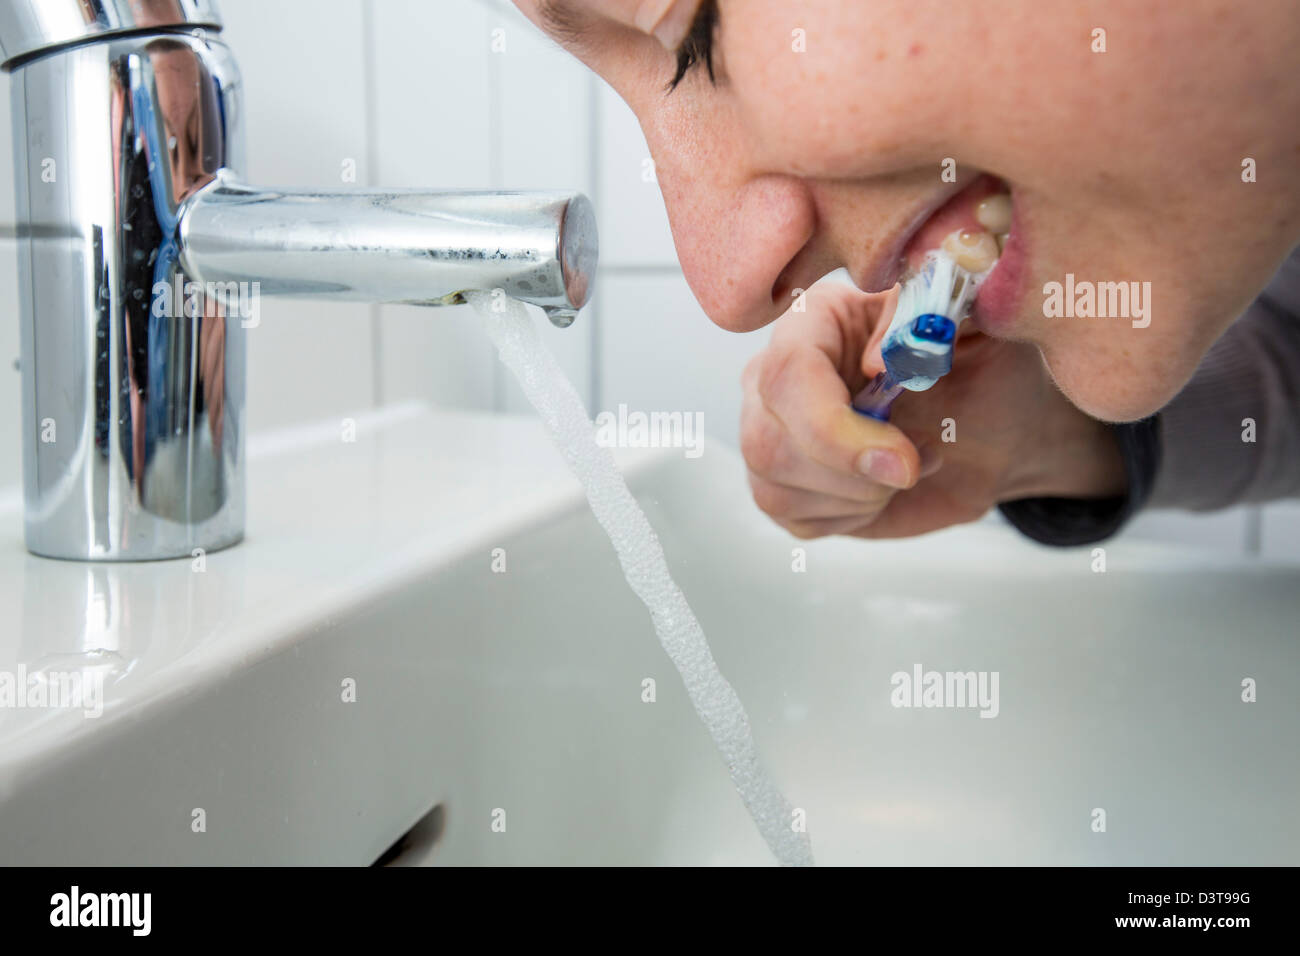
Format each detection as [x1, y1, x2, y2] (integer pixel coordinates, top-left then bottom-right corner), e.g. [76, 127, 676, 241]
[518, 0, 1300, 421]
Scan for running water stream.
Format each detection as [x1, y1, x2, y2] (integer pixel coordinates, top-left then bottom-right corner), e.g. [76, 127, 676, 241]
[469, 292, 814, 867]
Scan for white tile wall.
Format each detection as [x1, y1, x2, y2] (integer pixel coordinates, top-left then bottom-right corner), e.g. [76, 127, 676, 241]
[220, 0, 376, 432]
[0, 0, 1292, 560]
[598, 273, 770, 449]
[369, 0, 511, 413]
[243, 298, 376, 434]
[596, 81, 679, 268]
[222, 0, 371, 189]
[372, 0, 495, 191]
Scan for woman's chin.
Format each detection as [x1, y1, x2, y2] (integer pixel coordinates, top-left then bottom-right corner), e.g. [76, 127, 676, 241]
[1040, 346, 1182, 424]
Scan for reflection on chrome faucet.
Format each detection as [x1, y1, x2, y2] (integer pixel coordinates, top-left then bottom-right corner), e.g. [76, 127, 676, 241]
[119, 37, 226, 525]
[1, 0, 598, 561]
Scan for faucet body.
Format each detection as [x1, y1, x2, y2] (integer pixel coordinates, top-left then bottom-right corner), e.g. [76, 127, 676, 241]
[2, 1, 595, 561]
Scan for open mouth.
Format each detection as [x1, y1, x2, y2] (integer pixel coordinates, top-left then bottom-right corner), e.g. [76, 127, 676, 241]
[893, 173, 1024, 333]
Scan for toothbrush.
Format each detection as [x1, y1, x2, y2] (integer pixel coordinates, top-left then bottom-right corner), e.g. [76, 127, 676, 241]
[851, 249, 990, 420]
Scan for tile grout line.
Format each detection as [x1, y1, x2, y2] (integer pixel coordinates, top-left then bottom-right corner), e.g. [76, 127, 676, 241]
[361, 0, 384, 409]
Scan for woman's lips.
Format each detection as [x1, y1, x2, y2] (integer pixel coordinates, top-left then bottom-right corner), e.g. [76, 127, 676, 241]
[969, 222, 1024, 334]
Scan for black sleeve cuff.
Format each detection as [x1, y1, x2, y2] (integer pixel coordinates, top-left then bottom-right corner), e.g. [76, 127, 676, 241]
[996, 416, 1162, 547]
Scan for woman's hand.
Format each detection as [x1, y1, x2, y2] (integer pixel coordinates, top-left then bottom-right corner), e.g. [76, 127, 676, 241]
[739, 280, 1126, 540]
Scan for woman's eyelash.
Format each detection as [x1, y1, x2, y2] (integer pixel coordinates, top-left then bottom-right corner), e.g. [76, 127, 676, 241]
[668, 0, 719, 91]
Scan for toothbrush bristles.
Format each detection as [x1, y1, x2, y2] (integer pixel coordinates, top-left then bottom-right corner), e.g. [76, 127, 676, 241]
[951, 271, 974, 318]
[882, 248, 996, 351]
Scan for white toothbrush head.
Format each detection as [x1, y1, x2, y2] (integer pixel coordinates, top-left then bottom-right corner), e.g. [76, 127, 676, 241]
[878, 249, 993, 390]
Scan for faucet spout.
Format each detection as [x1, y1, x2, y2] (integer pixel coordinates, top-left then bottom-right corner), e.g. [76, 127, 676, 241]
[179, 175, 597, 326]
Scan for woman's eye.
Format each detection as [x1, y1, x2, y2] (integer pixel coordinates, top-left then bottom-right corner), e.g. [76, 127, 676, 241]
[669, 0, 719, 91]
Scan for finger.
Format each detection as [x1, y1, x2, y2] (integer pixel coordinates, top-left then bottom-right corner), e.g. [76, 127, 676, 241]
[770, 281, 893, 385]
[751, 343, 920, 487]
[779, 512, 884, 541]
[748, 472, 892, 522]
[740, 401, 905, 502]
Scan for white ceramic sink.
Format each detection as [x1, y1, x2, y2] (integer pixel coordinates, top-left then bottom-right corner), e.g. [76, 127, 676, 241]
[1, 404, 1297, 865]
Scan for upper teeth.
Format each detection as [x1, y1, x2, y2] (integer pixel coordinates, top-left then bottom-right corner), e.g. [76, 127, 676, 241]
[976, 194, 1012, 234]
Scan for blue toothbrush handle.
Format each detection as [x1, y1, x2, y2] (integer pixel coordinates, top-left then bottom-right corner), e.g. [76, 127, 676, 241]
[852, 371, 905, 421]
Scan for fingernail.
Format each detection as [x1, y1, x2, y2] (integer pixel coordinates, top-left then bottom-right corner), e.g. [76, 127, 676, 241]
[857, 449, 908, 487]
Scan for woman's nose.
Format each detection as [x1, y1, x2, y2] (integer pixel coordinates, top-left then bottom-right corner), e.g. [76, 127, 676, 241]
[659, 169, 824, 332]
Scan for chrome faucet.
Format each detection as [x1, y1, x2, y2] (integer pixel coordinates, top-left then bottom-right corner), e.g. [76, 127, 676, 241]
[1, 0, 597, 561]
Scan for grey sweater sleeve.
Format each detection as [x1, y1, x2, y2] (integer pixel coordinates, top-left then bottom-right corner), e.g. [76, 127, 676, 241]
[1150, 248, 1300, 509]
[1000, 246, 1300, 544]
